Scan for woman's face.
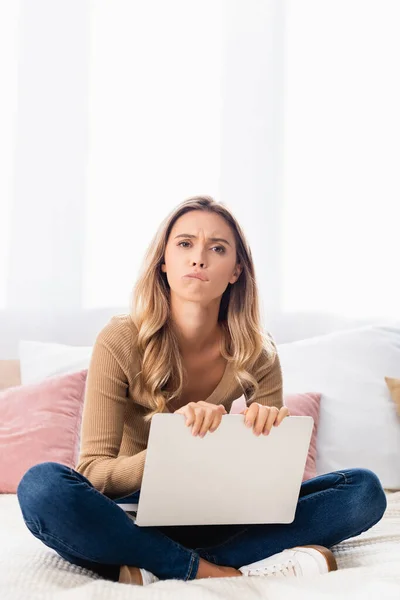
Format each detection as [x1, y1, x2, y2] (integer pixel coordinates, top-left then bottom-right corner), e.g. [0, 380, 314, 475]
[161, 210, 242, 305]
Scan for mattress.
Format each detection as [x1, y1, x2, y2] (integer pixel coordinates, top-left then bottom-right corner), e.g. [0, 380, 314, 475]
[1, 490, 400, 600]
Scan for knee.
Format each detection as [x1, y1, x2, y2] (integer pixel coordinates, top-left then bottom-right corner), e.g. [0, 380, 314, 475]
[17, 461, 71, 518]
[351, 468, 387, 524]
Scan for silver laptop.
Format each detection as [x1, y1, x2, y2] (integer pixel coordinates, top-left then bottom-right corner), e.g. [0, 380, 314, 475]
[126, 413, 313, 527]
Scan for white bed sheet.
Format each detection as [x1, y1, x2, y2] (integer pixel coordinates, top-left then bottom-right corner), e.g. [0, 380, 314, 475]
[1, 490, 400, 600]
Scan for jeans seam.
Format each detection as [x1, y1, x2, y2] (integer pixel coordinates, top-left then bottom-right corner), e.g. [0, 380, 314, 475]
[184, 552, 199, 580]
[24, 519, 39, 531]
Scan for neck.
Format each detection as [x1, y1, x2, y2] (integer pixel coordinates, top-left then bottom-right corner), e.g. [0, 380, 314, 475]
[168, 292, 223, 355]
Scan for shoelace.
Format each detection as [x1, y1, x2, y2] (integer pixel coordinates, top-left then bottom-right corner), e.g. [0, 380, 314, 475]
[246, 558, 297, 577]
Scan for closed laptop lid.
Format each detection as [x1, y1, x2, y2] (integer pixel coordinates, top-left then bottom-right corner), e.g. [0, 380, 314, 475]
[135, 414, 314, 527]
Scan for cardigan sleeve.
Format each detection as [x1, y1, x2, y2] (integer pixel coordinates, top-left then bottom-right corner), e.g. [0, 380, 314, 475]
[249, 341, 283, 410]
[75, 318, 147, 498]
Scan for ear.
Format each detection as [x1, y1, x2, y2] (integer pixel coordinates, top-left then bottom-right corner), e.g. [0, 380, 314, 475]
[161, 263, 166, 273]
[229, 263, 242, 284]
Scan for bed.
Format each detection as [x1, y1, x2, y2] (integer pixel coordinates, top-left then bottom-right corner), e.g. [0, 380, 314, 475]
[1, 490, 400, 599]
[1, 360, 400, 599]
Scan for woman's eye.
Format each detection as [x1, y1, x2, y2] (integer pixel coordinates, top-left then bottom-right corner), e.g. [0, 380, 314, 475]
[177, 241, 225, 253]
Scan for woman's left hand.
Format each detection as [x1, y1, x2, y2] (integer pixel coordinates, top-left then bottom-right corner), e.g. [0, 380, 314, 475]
[240, 404, 290, 436]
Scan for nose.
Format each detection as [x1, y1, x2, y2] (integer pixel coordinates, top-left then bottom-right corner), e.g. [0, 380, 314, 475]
[190, 241, 208, 267]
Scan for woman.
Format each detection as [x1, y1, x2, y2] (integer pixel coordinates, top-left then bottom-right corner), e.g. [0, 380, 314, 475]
[17, 196, 387, 586]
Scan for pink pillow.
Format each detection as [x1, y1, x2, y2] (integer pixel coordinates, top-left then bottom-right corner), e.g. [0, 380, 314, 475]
[0, 370, 87, 493]
[285, 392, 321, 481]
[230, 392, 321, 482]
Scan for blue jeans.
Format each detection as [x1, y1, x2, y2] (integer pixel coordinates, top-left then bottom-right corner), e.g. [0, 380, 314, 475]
[16, 462, 387, 582]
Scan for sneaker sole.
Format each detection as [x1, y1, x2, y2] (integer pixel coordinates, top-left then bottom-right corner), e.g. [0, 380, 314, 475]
[301, 545, 338, 572]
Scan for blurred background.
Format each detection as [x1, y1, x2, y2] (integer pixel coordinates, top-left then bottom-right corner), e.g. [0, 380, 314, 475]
[0, 0, 399, 357]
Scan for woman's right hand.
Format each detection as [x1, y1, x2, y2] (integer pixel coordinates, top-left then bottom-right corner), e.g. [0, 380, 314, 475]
[174, 401, 227, 438]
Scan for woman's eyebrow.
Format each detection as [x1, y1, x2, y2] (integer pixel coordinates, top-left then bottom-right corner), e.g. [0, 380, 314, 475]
[174, 233, 231, 247]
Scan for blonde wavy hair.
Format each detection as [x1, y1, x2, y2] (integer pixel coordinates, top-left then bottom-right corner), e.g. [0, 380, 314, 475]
[130, 195, 277, 422]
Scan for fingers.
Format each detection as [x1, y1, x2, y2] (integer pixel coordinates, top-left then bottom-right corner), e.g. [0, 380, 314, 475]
[252, 405, 278, 436]
[175, 404, 196, 427]
[175, 404, 203, 432]
[262, 406, 279, 435]
[191, 405, 207, 437]
[176, 402, 226, 437]
[197, 404, 226, 436]
[244, 403, 259, 430]
[273, 406, 290, 427]
[209, 411, 224, 434]
[252, 405, 267, 436]
[245, 404, 287, 436]
[176, 401, 290, 439]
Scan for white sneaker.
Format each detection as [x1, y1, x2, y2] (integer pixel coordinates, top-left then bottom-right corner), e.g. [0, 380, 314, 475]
[139, 568, 160, 585]
[239, 545, 338, 578]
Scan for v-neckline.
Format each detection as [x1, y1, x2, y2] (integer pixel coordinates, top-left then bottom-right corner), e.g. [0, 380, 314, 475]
[164, 359, 231, 413]
[203, 358, 231, 404]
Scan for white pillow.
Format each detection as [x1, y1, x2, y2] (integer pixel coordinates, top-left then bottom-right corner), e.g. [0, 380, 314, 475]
[278, 325, 400, 489]
[19, 340, 92, 385]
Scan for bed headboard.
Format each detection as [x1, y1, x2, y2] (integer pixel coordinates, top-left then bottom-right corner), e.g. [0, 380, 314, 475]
[0, 360, 21, 390]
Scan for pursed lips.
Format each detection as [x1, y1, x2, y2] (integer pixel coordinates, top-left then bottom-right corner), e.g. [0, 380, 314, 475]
[184, 274, 208, 281]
